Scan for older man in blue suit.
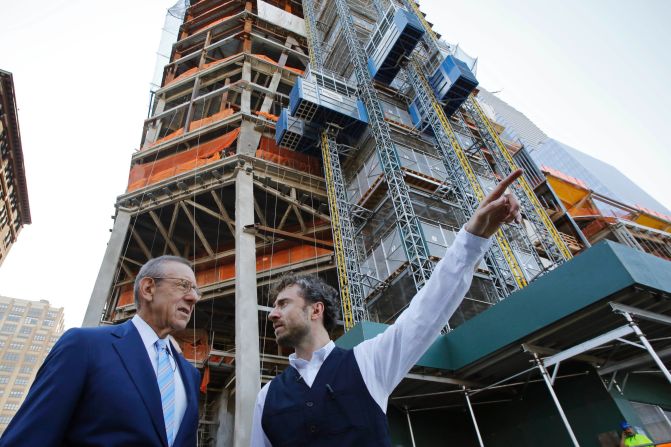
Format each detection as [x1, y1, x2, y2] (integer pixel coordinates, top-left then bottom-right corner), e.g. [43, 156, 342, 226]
[0, 255, 202, 447]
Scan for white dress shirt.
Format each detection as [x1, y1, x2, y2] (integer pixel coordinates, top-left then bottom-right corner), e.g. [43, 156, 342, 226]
[251, 227, 491, 446]
[131, 315, 188, 436]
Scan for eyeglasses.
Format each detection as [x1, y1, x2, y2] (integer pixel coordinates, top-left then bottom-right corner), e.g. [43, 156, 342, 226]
[151, 277, 202, 298]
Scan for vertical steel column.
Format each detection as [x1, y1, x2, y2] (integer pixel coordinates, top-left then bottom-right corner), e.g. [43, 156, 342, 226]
[463, 386, 485, 447]
[532, 353, 580, 447]
[404, 407, 417, 447]
[622, 312, 671, 385]
[302, 0, 368, 327]
[321, 131, 369, 327]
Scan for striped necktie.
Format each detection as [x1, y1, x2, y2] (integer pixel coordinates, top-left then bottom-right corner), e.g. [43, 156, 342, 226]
[156, 338, 175, 446]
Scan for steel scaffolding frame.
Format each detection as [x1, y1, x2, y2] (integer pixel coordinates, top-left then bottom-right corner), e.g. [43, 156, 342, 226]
[302, 0, 368, 328]
[332, 0, 435, 292]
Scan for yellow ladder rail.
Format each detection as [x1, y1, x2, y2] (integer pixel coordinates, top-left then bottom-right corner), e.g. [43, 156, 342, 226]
[411, 60, 528, 289]
[321, 131, 355, 330]
[468, 96, 573, 260]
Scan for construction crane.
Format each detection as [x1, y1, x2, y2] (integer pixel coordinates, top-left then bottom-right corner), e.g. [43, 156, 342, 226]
[332, 0, 435, 294]
[301, 0, 367, 328]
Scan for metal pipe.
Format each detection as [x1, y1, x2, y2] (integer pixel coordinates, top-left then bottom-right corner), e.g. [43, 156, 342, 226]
[624, 313, 671, 385]
[463, 386, 485, 447]
[404, 406, 417, 447]
[551, 361, 560, 386]
[533, 353, 581, 446]
[391, 371, 590, 402]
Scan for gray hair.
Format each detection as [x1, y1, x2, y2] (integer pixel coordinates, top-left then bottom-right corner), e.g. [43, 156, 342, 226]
[269, 274, 340, 332]
[134, 255, 192, 309]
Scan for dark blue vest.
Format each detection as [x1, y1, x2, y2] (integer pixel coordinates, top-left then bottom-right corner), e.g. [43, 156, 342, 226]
[261, 347, 391, 447]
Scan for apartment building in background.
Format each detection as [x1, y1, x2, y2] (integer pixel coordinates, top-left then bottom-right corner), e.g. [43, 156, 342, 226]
[0, 296, 64, 434]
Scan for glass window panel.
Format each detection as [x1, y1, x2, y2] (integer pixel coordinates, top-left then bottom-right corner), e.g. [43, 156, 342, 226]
[383, 230, 407, 274]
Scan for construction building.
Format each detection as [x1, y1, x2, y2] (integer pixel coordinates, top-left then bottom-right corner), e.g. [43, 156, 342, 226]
[0, 70, 31, 267]
[0, 296, 64, 435]
[83, 1, 671, 445]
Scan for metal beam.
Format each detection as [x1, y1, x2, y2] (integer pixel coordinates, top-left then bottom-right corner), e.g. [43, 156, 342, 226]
[210, 190, 236, 235]
[149, 210, 180, 256]
[533, 353, 581, 446]
[244, 224, 334, 250]
[253, 179, 331, 223]
[131, 229, 152, 260]
[527, 325, 635, 367]
[611, 302, 671, 326]
[599, 346, 671, 376]
[523, 343, 605, 365]
[463, 387, 485, 447]
[180, 202, 214, 256]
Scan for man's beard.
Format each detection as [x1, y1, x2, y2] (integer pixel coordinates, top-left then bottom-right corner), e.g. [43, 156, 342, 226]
[276, 323, 310, 348]
[276, 313, 311, 348]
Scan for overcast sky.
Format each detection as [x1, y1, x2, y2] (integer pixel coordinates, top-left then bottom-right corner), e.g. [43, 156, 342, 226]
[0, 0, 668, 329]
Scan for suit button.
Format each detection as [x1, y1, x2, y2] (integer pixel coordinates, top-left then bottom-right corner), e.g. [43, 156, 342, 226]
[309, 425, 318, 433]
[305, 401, 314, 407]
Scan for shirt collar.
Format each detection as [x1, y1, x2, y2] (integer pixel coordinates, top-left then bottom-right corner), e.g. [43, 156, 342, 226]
[289, 340, 335, 369]
[131, 314, 163, 352]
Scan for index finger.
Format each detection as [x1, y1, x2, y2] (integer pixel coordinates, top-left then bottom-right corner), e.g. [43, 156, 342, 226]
[488, 169, 523, 201]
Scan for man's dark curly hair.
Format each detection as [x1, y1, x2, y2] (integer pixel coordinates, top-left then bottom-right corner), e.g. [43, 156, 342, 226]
[269, 274, 340, 332]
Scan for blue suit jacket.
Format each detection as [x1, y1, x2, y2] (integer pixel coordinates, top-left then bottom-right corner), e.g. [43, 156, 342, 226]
[0, 320, 200, 447]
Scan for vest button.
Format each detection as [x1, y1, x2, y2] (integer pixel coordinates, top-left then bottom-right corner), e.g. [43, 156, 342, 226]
[305, 401, 314, 407]
[309, 425, 318, 433]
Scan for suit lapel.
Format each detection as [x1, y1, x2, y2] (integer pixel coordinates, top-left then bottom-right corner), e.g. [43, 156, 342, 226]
[112, 321, 169, 447]
[172, 347, 198, 445]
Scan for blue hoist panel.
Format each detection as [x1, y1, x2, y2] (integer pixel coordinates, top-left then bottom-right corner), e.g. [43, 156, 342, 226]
[408, 97, 424, 128]
[429, 55, 478, 117]
[288, 75, 369, 138]
[275, 108, 320, 151]
[366, 7, 424, 85]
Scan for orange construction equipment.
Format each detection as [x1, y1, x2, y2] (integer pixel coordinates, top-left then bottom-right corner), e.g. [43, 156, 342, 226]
[166, 53, 241, 87]
[255, 110, 279, 122]
[189, 108, 235, 131]
[252, 54, 304, 75]
[149, 128, 185, 148]
[127, 128, 240, 192]
[173, 328, 210, 364]
[255, 137, 321, 175]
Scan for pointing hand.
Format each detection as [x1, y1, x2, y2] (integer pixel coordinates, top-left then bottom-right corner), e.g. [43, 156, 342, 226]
[465, 169, 523, 238]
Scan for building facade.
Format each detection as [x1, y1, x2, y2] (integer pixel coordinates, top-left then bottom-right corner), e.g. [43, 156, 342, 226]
[0, 296, 64, 434]
[0, 70, 31, 267]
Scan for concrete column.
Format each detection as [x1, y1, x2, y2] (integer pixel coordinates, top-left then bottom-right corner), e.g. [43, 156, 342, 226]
[240, 61, 252, 115]
[82, 210, 131, 327]
[216, 389, 234, 447]
[233, 167, 261, 447]
[237, 120, 260, 156]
